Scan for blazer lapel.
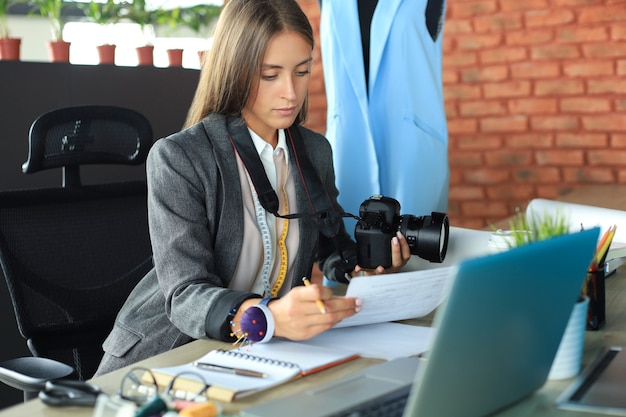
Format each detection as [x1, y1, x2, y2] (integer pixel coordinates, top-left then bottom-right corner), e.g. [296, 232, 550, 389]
[369, 0, 403, 93]
[325, 1, 368, 113]
[207, 115, 247, 281]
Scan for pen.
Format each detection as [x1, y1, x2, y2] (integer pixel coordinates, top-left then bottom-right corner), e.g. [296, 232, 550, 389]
[302, 277, 327, 314]
[192, 362, 268, 378]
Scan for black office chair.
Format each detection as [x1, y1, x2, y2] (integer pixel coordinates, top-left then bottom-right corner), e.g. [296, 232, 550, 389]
[23, 105, 152, 187]
[0, 105, 155, 400]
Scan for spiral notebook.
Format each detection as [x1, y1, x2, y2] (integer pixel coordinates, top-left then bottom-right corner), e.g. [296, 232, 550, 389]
[150, 340, 360, 402]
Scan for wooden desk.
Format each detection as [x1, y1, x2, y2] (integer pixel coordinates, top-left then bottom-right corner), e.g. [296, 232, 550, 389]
[1, 275, 624, 417]
[1, 186, 626, 417]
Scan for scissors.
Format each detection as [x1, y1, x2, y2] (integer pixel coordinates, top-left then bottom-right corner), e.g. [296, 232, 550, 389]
[38, 379, 102, 407]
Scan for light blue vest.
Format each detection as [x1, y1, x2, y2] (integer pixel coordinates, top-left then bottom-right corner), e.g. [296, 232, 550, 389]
[320, 0, 449, 224]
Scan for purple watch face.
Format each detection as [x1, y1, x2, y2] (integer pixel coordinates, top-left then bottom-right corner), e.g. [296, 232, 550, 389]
[240, 305, 269, 342]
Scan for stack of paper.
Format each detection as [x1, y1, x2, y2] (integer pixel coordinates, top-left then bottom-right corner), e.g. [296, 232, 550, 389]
[526, 199, 626, 273]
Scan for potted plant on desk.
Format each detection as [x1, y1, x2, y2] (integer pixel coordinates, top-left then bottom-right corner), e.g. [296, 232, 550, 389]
[504, 209, 603, 380]
[0, 0, 21, 60]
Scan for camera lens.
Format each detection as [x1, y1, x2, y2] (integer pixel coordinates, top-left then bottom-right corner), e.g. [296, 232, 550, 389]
[398, 212, 449, 263]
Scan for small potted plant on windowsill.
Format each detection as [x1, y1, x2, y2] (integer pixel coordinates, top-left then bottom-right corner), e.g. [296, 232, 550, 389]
[154, 6, 184, 67]
[28, 0, 71, 62]
[0, 0, 21, 60]
[80, 0, 123, 64]
[123, 0, 157, 66]
[179, 3, 221, 65]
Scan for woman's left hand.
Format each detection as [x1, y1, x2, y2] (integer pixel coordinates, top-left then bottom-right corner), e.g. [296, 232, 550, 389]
[353, 231, 411, 276]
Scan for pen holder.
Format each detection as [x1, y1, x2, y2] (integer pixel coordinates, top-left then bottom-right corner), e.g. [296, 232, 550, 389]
[585, 266, 605, 331]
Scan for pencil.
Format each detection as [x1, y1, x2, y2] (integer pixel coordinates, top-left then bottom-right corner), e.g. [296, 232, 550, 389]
[302, 277, 327, 314]
[596, 225, 616, 267]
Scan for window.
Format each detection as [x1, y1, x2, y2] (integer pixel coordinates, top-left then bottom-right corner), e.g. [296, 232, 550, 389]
[63, 21, 212, 68]
[8, 0, 223, 67]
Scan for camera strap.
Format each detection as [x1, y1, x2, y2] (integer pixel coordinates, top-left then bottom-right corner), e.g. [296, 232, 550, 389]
[228, 122, 343, 238]
[228, 127, 281, 216]
[285, 125, 343, 238]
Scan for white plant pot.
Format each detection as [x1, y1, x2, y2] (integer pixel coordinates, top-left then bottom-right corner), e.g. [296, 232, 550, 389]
[548, 296, 589, 380]
[487, 230, 531, 253]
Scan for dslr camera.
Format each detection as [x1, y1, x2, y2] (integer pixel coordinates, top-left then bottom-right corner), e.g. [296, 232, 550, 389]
[355, 195, 449, 269]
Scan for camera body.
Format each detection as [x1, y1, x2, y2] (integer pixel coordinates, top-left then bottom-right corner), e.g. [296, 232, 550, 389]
[355, 195, 449, 269]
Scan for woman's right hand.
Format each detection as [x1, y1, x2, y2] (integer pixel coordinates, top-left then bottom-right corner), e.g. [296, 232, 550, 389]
[234, 284, 361, 341]
[270, 283, 362, 340]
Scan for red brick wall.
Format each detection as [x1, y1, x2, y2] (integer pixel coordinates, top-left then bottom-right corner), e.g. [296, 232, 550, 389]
[298, 0, 327, 133]
[299, 0, 626, 229]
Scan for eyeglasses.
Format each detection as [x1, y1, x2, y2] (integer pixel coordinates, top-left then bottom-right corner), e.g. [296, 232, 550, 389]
[118, 366, 211, 404]
[117, 367, 159, 405]
[93, 367, 213, 417]
[164, 371, 210, 402]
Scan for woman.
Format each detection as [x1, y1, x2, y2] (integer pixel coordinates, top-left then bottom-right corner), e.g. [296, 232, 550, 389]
[95, 0, 409, 376]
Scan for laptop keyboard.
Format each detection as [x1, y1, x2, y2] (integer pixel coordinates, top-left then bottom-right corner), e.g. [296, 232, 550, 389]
[328, 385, 411, 417]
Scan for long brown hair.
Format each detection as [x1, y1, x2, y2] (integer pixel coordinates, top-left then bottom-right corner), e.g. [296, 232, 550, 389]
[184, 0, 314, 129]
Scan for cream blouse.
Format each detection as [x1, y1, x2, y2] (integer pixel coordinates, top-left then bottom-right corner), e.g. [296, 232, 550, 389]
[228, 128, 300, 297]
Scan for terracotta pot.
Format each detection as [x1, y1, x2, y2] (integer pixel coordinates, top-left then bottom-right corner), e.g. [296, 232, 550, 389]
[0, 38, 21, 61]
[47, 40, 71, 63]
[97, 44, 116, 65]
[166, 48, 184, 67]
[136, 45, 154, 66]
[198, 50, 207, 66]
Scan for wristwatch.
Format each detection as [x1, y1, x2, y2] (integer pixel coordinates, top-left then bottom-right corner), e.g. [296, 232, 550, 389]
[259, 297, 277, 306]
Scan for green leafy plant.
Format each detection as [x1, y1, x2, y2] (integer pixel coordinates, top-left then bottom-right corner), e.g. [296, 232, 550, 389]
[29, 0, 68, 41]
[153, 4, 220, 38]
[80, 0, 123, 26]
[503, 207, 594, 299]
[78, 0, 124, 45]
[505, 207, 570, 248]
[0, 0, 15, 38]
[124, 0, 154, 29]
[154, 6, 180, 35]
[179, 4, 221, 36]
[122, 0, 163, 45]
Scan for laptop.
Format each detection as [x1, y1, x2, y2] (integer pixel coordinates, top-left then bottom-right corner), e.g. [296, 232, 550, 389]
[241, 227, 600, 417]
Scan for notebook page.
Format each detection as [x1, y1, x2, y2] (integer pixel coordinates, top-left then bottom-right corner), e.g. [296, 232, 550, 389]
[150, 341, 359, 400]
[152, 349, 300, 395]
[235, 340, 359, 375]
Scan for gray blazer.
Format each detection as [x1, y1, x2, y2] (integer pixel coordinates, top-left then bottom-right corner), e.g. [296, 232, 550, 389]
[95, 115, 356, 375]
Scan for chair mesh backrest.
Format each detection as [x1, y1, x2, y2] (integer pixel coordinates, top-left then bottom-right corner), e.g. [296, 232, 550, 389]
[23, 105, 153, 186]
[0, 183, 153, 380]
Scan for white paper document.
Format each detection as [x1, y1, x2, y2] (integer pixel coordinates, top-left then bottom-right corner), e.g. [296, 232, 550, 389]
[526, 198, 626, 243]
[334, 267, 453, 328]
[305, 322, 435, 360]
[526, 199, 626, 272]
